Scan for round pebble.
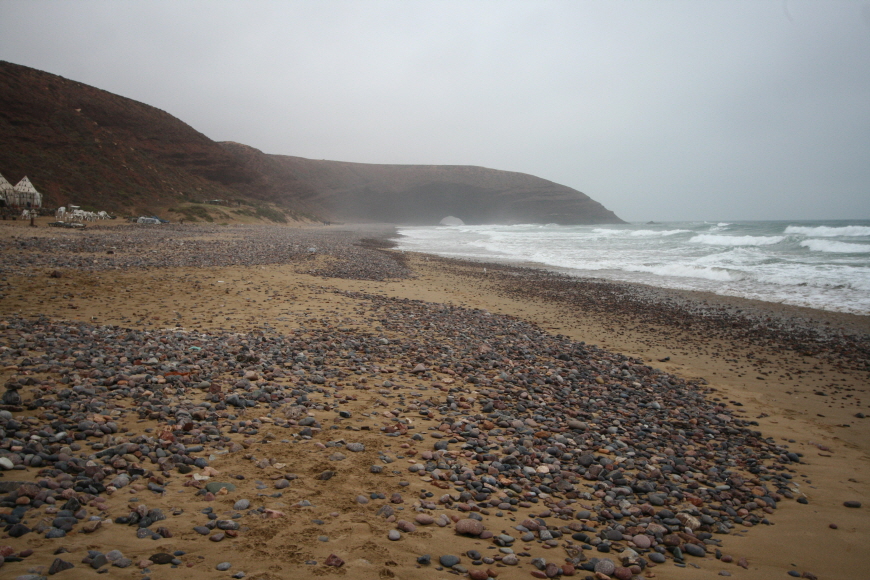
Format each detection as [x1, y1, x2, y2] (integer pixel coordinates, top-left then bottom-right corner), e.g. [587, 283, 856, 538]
[632, 534, 651, 549]
[455, 518, 484, 536]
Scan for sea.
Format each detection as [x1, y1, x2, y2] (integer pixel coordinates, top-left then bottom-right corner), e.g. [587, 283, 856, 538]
[394, 220, 870, 316]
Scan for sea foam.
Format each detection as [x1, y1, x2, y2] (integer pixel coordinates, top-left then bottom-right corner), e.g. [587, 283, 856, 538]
[627, 263, 737, 281]
[800, 239, 870, 254]
[785, 225, 870, 237]
[689, 234, 785, 247]
[629, 229, 690, 237]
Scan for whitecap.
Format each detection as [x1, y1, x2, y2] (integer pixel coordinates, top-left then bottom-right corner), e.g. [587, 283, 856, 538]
[626, 263, 739, 281]
[629, 229, 690, 237]
[785, 225, 870, 237]
[800, 239, 870, 254]
[590, 228, 624, 236]
[689, 234, 785, 247]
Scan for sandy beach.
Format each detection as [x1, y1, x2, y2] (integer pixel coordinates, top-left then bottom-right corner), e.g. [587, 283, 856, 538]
[0, 220, 867, 580]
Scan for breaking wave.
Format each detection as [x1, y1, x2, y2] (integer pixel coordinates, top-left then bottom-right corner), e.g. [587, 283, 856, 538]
[690, 234, 785, 247]
[785, 225, 870, 237]
[629, 229, 690, 237]
[801, 239, 870, 254]
[626, 263, 738, 281]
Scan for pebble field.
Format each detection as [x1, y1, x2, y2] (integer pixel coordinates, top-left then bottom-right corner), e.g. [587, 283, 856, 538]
[0, 222, 867, 580]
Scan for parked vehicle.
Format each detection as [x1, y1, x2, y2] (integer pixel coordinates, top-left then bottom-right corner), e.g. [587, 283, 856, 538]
[48, 221, 86, 229]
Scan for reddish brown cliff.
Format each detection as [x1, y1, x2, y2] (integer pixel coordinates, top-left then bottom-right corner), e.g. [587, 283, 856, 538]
[1, 61, 623, 224]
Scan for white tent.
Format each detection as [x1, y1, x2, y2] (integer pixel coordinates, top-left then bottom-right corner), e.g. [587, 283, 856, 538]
[0, 172, 13, 207]
[11, 176, 42, 208]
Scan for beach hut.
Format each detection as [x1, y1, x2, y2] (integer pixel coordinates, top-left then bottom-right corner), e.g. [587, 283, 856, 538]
[0, 173, 13, 208]
[11, 176, 42, 208]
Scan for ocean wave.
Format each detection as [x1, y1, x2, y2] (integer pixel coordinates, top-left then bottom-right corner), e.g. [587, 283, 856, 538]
[626, 263, 738, 281]
[800, 239, 870, 254]
[393, 223, 870, 314]
[689, 234, 785, 247]
[629, 229, 690, 237]
[785, 225, 870, 237]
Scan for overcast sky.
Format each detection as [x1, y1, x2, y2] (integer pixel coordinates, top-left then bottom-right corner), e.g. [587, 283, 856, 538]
[1, 1, 868, 222]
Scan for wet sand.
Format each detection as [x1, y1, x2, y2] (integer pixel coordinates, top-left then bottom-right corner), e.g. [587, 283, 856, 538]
[0, 220, 867, 580]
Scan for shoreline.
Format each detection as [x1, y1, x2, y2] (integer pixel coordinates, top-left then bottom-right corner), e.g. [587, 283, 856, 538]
[0, 222, 868, 580]
[401, 254, 870, 363]
[389, 223, 870, 319]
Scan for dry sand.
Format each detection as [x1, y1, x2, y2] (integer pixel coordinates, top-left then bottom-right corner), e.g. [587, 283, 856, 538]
[0, 220, 867, 580]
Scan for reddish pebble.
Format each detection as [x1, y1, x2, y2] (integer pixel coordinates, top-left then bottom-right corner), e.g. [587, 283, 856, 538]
[632, 534, 651, 549]
[561, 564, 575, 576]
[829, 523, 838, 529]
[469, 569, 489, 580]
[737, 557, 749, 569]
[19, 549, 33, 557]
[324, 554, 344, 567]
[455, 518, 485, 536]
[613, 567, 633, 580]
[721, 555, 733, 563]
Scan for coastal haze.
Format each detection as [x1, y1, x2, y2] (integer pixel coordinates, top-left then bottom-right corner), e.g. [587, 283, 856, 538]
[0, 3, 869, 580]
[2, 1, 869, 222]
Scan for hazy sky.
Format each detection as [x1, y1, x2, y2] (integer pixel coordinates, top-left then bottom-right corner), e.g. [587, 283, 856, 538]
[2, 1, 868, 222]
